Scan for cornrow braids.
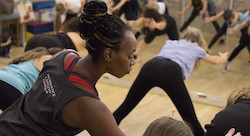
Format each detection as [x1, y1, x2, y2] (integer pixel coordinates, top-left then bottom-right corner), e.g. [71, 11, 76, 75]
[78, 0, 129, 60]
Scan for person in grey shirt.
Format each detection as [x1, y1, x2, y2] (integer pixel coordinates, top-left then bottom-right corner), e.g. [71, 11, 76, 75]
[114, 30, 228, 136]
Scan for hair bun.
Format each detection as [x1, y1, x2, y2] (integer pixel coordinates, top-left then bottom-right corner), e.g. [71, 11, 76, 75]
[83, 0, 107, 17]
[78, 0, 108, 39]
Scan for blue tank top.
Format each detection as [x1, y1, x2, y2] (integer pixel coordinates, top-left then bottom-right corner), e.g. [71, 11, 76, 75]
[0, 60, 39, 94]
[231, 12, 246, 27]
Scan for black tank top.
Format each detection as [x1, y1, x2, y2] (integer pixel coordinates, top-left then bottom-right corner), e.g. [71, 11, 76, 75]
[0, 50, 99, 135]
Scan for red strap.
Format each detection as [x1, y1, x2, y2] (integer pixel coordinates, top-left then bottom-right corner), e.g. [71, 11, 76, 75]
[64, 55, 78, 71]
[68, 75, 96, 95]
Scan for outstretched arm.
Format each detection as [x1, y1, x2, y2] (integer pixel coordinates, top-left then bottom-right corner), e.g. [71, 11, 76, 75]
[109, 0, 127, 13]
[205, 10, 224, 23]
[126, 17, 144, 27]
[200, 0, 208, 16]
[202, 52, 229, 64]
[178, 1, 192, 16]
[231, 11, 239, 26]
[229, 21, 248, 35]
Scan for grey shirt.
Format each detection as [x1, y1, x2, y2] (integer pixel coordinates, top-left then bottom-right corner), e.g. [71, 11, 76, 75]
[154, 39, 206, 79]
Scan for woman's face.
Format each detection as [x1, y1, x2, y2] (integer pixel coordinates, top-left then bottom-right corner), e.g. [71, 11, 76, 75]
[109, 31, 137, 78]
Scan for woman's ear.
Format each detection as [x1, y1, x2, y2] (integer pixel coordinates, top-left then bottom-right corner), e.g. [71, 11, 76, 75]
[103, 48, 113, 62]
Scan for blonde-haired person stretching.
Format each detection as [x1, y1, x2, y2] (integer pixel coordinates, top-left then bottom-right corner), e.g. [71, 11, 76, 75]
[0, 47, 62, 111]
[144, 116, 194, 136]
[0, 1, 136, 135]
[114, 30, 228, 136]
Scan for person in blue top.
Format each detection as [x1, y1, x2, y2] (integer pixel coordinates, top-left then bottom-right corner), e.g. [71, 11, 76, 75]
[0, 47, 62, 111]
[205, 9, 248, 49]
[221, 15, 250, 72]
[113, 30, 229, 136]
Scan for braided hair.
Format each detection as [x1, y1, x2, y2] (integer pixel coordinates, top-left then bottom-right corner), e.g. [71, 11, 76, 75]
[78, 0, 130, 60]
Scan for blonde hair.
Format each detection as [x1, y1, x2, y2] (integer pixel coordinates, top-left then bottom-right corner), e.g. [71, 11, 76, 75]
[10, 47, 63, 64]
[143, 116, 194, 136]
[181, 28, 209, 70]
[226, 86, 250, 108]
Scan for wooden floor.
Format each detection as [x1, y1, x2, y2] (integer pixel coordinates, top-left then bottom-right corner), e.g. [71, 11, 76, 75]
[0, 30, 249, 135]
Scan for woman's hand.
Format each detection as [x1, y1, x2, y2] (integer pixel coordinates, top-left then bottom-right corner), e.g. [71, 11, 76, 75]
[205, 17, 211, 23]
[225, 128, 242, 136]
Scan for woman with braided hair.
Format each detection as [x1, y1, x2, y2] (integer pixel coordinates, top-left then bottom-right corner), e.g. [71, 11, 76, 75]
[0, 1, 136, 135]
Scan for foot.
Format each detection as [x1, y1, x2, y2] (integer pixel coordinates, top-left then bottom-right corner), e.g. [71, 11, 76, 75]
[221, 63, 228, 73]
[134, 55, 139, 62]
[219, 39, 225, 45]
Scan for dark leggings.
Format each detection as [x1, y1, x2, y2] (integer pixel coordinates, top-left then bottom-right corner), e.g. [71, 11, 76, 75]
[180, 9, 220, 33]
[0, 80, 22, 111]
[228, 28, 250, 62]
[208, 22, 249, 56]
[208, 23, 227, 49]
[113, 59, 204, 136]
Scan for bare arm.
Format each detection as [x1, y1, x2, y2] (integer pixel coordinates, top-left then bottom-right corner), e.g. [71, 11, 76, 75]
[231, 11, 239, 26]
[79, 0, 85, 13]
[127, 17, 144, 27]
[61, 96, 125, 136]
[0, 37, 11, 47]
[202, 52, 229, 64]
[149, 18, 166, 30]
[178, 1, 192, 15]
[229, 21, 248, 35]
[200, 0, 208, 15]
[110, 0, 127, 13]
[205, 10, 224, 23]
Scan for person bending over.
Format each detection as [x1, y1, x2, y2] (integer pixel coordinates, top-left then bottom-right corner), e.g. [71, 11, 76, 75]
[113, 30, 228, 136]
[0, 47, 62, 111]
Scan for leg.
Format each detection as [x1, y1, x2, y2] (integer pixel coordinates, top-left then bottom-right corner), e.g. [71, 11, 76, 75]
[157, 63, 204, 136]
[208, 23, 227, 49]
[227, 27, 249, 62]
[113, 60, 156, 124]
[180, 9, 199, 32]
[0, 80, 22, 111]
[222, 27, 249, 72]
[211, 21, 221, 33]
[134, 39, 148, 57]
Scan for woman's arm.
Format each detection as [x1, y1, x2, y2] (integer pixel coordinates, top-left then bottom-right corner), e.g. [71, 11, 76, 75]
[231, 11, 239, 26]
[61, 96, 125, 136]
[229, 21, 248, 35]
[200, 0, 208, 16]
[110, 0, 127, 13]
[202, 52, 229, 64]
[79, 0, 85, 13]
[205, 10, 224, 23]
[127, 17, 144, 27]
[178, 1, 192, 16]
[0, 37, 11, 47]
[148, 18, 166, 30]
